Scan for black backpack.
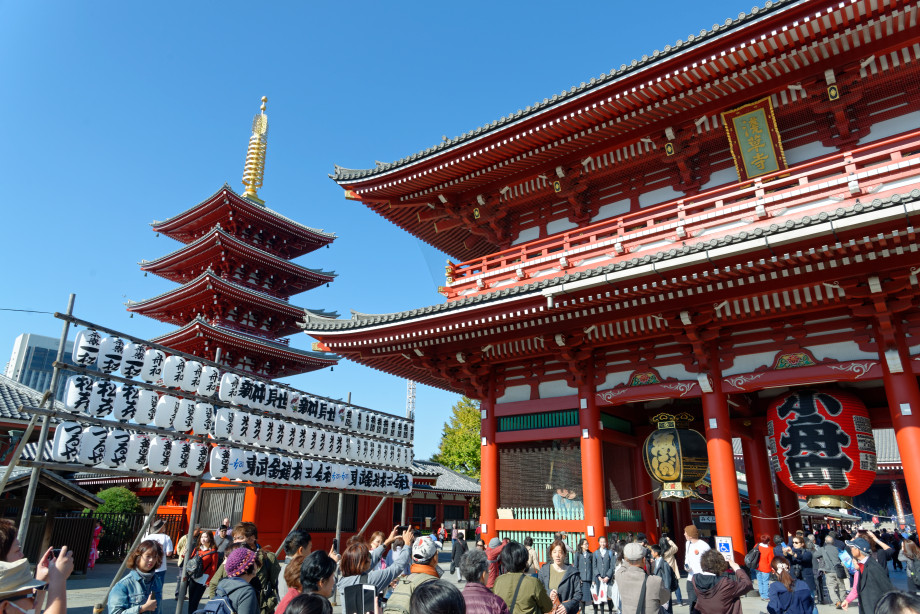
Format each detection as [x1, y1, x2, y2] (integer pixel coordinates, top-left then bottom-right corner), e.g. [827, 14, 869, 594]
[193, 588, 235, 614]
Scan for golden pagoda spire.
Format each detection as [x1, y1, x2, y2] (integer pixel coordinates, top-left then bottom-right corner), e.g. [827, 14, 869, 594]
[241, 96, 269, 205]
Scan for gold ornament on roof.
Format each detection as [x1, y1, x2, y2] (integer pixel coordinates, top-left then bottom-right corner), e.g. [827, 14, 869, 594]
[242, 96, 269, 205]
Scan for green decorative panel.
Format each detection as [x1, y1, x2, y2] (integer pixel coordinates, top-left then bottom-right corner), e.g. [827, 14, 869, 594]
[498, 409, 578, 432]
[600, 413, 633, 434]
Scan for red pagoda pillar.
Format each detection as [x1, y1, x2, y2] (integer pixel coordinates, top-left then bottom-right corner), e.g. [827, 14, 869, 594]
[578, 374, 607, 549]
[879, 331, 920, 521]
[776, 479, 804, 535]
[741, 421, 780, 539]
[479, 388, 499, 544]
[701, 351, 745, 562]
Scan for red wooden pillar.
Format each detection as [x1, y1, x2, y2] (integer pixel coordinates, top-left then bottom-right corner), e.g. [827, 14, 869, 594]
[632, 443, 658, 542]
[480, 387, 499, 543]
[775, 479, 804, 535]
[741, 422, 780, 539]
[242, 486, 259, 523]
[701, 354, 745, 562]
[579, 375, 607, 549]
[879, 331, 920, 522]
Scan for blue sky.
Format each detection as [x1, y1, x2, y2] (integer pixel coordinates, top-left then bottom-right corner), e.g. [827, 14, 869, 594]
[0, 1, 755, 460]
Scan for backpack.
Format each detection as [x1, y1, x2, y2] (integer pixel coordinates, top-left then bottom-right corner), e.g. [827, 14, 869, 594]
[744, 548, 760, 570]
[185, 552, 204, 580]
[381, 573, 436, 614]
[193, 588, 235, 614]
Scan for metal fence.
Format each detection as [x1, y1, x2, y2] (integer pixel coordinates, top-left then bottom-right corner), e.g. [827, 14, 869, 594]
[58, 511, 187, 562]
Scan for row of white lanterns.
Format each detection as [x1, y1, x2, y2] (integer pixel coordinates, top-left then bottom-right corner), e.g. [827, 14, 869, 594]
[49, 421, 412, 495]
[72, 330, 413, 443]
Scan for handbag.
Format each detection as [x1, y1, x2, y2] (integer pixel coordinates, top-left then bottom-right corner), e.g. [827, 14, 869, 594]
[744, 548, 760, 570]
[607, 579, 621, 612]
[834, 563, 847, 580]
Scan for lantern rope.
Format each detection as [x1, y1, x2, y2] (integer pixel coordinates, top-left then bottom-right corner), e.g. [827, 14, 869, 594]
[844, 500, 914, 520]
[693, 494, 808, 520]
[609, 488, 662, 504]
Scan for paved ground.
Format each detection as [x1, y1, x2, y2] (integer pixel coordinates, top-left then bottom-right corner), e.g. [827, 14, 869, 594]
[67, 548, 911, 614]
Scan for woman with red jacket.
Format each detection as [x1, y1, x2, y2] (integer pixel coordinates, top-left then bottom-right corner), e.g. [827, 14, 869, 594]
[188, 530, 220, 613]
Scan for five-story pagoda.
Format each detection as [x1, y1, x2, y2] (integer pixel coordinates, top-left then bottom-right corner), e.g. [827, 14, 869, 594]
[129, 97, 339, 377]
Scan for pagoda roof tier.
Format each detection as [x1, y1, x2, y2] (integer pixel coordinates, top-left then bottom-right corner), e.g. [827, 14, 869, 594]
[151, 184, 336, 259]
[302, 189, 920, 391]
[140, 226, 336, 299]
[155, 317, 337, 378]
[329, 0, 920, 259]
[127, 271, 338, 338]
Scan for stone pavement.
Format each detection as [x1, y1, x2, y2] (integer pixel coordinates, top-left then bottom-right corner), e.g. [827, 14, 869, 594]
[65, 548, 911, 614]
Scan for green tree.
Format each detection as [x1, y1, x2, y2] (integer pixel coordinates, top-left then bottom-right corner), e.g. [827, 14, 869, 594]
[431, 396, 481, 479]
[93, 486, 143, 514]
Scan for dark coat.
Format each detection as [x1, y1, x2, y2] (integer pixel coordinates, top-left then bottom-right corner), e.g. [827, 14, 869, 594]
[767, 579, 814, 614]
[855, 556, 895, 614]
[692, 570, 753, 614]
[653, 558, 675, 596]
[787, 547, 816, 593]
[538, 563, 581, 614]
[575, 551, 594, 602]
[593, 549, 615, 582]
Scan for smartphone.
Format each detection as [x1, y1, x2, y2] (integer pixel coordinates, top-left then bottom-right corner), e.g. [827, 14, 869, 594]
[331, 538, 338, 553]
[396, 526, 409, 533]
[344, 583, 375, 614]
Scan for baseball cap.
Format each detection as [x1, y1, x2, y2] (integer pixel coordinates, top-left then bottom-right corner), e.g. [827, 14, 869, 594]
[845, 538, 871, 555]
[412, 536, 438, 562]
[0, 559, 46, 601]
[623, 542, 647, 561]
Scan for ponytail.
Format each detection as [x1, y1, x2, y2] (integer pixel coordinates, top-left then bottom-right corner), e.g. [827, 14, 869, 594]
[771, 555, 796, 592]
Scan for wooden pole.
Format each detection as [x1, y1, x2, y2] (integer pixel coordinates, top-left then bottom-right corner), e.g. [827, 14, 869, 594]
[0, 414, 38, 495]
[175, 481, 203, 614]
[274, 490, 322, 557]
[357, 497, 388, 537]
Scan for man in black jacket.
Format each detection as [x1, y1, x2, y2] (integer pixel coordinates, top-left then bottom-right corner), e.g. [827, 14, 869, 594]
[650, 545, 676, 613]
[842, 537, 894, 614]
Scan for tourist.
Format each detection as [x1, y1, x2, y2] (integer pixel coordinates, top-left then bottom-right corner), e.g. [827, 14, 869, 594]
[767, 555, 813, 614]
[573, 539, 594, 614]
[144, 519, 174, 590]
[282, 593, 331, 614]
[188, 530, 220, 613]
[108, 540, 164, 614]
[476, 539, 486, 551]
[368, 531, 387, 569]
[207, 522, 281, 614]
[859, 530, 893, 576]
[274, 553, 304, 614]
[614, 543, 668, 614]
[649, 545, 675, 614]
[524, 537, 540, 576]
[8, 545, 71, 614]
[658, 535, 682, 606]
[337, 526, 413, 605]
[0, 519, 60, 613]
[486, 537, 510, 588]
[593, 536, 614, 613]
[89, 519, 104, 570]
[682, 524, 709, 613]
[875, 591, 920, 614]
[754, 534, 775, 602]
[814, 532, 846, 607]
[177, 526, 201, 568]
[689, 549, 751, 614]
[278, 531, 312, 595]
[902, 539, 920, 593]
[382, 536, 442, 614]
[299, 551, 337, 599]
[537, 540, 580, 614]
[493, 542, 554, 614]
[410, 580, 465, 614]
[460, 549, 509, 614]
[451, 530, 469, 581]
[217, 547, 261, 614]
[215, 526, 231, 559]
[841, 537, 894, 613]
[784, 535, 816, 599]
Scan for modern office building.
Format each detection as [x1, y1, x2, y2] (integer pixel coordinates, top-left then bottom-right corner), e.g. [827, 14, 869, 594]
[4, 334, 93, 401]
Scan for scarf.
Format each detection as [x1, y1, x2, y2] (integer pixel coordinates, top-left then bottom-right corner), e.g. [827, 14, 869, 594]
[410, 564, 439, 578]
[135, 569, 156, 583]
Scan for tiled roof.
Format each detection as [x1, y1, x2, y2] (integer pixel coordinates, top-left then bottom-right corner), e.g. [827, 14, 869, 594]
[0, 375, 65, 422]
[331, 0, 803, 182]
[4, 467, 104, 508]
[411, 460, 479, 494]
[303, 189, 920, 332]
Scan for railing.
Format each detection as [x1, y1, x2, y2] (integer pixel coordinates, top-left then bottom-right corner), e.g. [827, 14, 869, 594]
[443, 129, 920, 299]
[510, 506, 585, 520]
[498, 410, 579, 432]
[607, 508, 643, 523]
[498, 530, 586, 566]
[59, 511, 187, 562]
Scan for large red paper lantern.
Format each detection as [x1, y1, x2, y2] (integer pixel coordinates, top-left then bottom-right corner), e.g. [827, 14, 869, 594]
[767, 388, 876, 508]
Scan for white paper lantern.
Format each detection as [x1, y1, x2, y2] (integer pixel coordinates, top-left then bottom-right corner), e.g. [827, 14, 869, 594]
[154, 395, 180, 429]
[273, 422, 287, 449]
[140, 349, 166, 383]
[259, 418, 274, 447]
[72, 329, 102, 366]
[136, 389, 158, 424]
[250, 415, 263, 445]
[228, 448, 249, 480]
[78, 426, 108, 465]
[265, 453, 281, 483]
[285, 392, 300, 418]
[249, 382, 268, 411]
[253, 452, 268, 482]
[198, 365, 220, 398]
[408, 424, 414, 442]
[168, 440, 191, 474]
[231, 411, 253, 443]
[218, 373, 240, 403]
[233, 378, 253, 407]
[381, 417, 391, 438]
[120, 342, 146, 378]
[187, 442, 208, 477]
[173, 398, 196, 432]
[210, 446, 232, 478]
[162, 356, 186, 389]
[64, 375, 94, 413]
[51, 421, 83, 463]
[88, 380, 117, 418]
[214, 407, 235, 439]
[112, 385, 139, 422]
[147, 436, 172, 472]
[179, 360, 202, 393]
[282, 422, 296, 451]
[398, 473, 413, 495]
[294, 426, 308, 452]
[102, 430, 130, 468]
[192, 403, 213, 435]
[289, 458, 303, 485]
[125, 433, 149, 470]
[97, 336, 125, 374]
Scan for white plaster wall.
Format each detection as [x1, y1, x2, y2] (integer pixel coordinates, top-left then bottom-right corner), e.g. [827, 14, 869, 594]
[656, 363, 694, 381]
[496, 384, 530, 404]
[722, 351, 777, 376]
[539, 379, 577, 398]
[639, 186, 682, 208]
[865, 110, 920, 143]
[808, 342, 878, 362]
[698, 167, 739, 191]
[784, 141, 837, 166]
[591, 199, 631, 222]
[546, 218, 578, 236]
[597, 370, 632, 391]
[511, 225, 540, 246]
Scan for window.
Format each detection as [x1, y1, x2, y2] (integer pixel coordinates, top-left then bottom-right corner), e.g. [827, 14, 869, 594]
[297, 491, 357, 532]
[413, 503, 435, 520]
[443, 505, 465, 521]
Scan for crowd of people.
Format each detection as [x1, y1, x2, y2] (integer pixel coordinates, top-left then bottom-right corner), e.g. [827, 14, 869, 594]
[4, 515, 920, 614]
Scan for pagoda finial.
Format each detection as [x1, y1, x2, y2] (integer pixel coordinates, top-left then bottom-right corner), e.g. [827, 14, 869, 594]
[241, 96, 269, 205]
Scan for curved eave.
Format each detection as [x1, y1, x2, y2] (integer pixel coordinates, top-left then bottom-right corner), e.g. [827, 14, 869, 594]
[140, 227, 337, 285]
[151, 184, 336, 254]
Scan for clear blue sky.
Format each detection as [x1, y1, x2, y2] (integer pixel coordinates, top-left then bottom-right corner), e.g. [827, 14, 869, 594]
[0, 1, 754, 460]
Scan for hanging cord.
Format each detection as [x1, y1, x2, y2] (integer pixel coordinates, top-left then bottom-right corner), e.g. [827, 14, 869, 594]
[609, 488, 661, 504]
[0, 308, 55, 314]
[694, 494, 806, 520]
[844, 500, 913, 520]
